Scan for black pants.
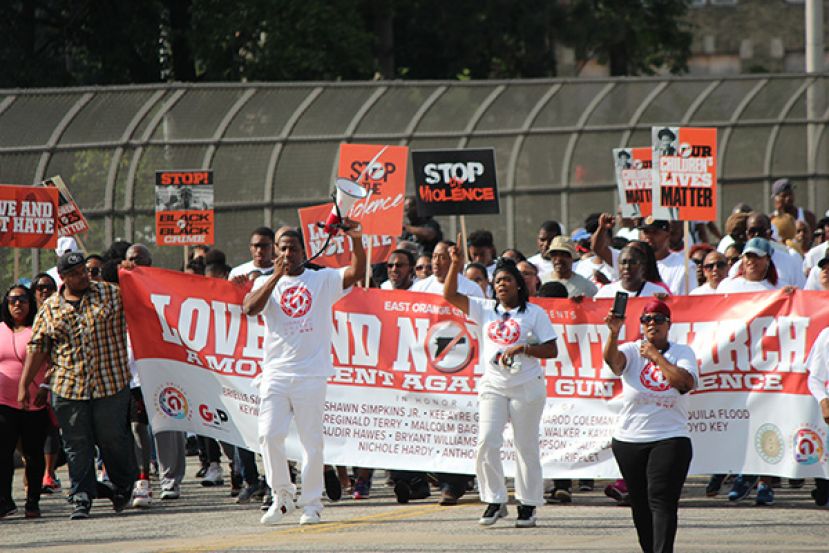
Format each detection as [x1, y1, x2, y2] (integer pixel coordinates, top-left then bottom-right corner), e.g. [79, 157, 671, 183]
[0, 405, 50, 506]
[612, 437, 692, 553]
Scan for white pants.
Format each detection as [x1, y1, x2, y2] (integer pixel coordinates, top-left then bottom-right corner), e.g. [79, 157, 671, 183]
[476, 377, 546, 506]
[258, 376, 327, 513]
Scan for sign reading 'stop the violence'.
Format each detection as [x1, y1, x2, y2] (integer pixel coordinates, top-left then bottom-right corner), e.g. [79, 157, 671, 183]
[412, 149, 499, 216]
[154, 170, 214, 246]
[651, 127, 717, 222]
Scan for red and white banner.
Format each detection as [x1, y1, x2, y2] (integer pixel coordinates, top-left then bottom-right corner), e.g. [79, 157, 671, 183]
[297, 202, 396, 268]
[120, 267, 829, 478]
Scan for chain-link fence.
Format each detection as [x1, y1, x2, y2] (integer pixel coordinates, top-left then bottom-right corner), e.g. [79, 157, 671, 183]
[1, 74, 828, 278]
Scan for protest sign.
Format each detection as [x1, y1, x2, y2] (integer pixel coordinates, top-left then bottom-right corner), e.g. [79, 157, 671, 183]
[155, 170, 214, 246]
[411, 149, 499, 217]
[121, 267, 829, 479]
[612, 148, 652, 218]
[297, 202, 396, 268]
[0, 185, 59, 249]
[337, 144, 407, 236]
[651, 127, 717, 221]
[40, 176, 89, 237]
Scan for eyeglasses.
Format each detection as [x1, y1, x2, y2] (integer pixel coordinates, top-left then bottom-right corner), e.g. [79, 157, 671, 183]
[640, 314, 670, 324]
[703, 261, 727, 270]
[415, 265, 429, 271]
[88, 267, 101, 277]
[35, 284, 56, 292]
[7, 295, 29, 305]
[387, 262, 409, 268]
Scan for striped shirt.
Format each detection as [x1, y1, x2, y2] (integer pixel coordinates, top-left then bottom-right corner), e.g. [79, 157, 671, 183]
[28, 281, 130, 400]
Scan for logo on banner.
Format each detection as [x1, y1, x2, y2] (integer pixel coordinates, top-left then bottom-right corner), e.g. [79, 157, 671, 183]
[280, 286, 312, 318]
[793, 427, 824, 465]
[425, 320, 474, 374]
[486, 317, 520, 346]
[754, 423, 784, 464]
[640, 363, 670, 392]
[199, 404, 229, 428]
[157, 384, 190, 420]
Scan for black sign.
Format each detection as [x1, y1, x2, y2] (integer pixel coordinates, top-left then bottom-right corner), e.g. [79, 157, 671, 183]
[411, 149, 499, 216]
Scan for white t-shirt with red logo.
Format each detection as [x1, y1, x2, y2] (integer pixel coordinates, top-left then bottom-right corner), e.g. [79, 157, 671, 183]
[614, 340, 698, 443]
[253, 267, 347, 378]
[467, 297, 557, 389]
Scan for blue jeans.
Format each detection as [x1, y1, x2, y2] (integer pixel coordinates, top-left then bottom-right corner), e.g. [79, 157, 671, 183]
[52, 388, 137, 499]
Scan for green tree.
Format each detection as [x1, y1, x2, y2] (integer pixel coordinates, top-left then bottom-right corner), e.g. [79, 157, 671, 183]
[563, 0, 692, 76]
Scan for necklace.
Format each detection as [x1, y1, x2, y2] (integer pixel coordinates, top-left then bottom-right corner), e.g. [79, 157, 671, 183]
[10, 327, 25, 363]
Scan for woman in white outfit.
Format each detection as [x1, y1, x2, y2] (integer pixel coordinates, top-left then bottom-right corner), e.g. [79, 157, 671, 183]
[443, 240, 558, 528]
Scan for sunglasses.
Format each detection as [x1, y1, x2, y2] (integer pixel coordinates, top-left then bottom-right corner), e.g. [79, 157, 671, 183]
[7, 295, 29, 305]
[35, 284, 56, 292]
[415, 265, 429, 271]
[387, 262, 409, 268]
[703, 261, 727, 270]
[640, 314, 670, 324]
[88, 267, 101, 277]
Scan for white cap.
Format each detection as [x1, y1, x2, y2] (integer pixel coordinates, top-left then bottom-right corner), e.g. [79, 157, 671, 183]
[56, 236, 80, 255]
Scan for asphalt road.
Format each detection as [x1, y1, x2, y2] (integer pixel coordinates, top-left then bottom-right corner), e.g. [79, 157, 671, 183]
[3, 458, 827, 553]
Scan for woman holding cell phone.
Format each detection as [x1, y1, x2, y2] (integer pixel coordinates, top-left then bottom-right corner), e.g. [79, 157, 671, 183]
[443, 236, 558, 529]
[603, 299, 698, 553]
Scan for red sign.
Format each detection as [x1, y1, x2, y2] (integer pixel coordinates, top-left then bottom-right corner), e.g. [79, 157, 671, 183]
[337, 144, 407, 236]
[612, 147, 652, 218]
[0, 185, 59, 249]
[651, 127, 717, 222]
[155, 170, 215, 246]
[40, 176, 90, 237]
[298, 202, 396, 268]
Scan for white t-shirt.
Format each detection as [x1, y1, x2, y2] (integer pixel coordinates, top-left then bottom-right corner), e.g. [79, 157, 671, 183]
[614, 340, 698, 442]
[594, 280, 668, 298]
[804, 242, 829, 273]
[229, 260, 275, 280]
[656, 251, 695, 296]
[689, 282, 718, 296]
[574, 255, 617, 284]
[804, 266, 827, 291]
[715, 277, 777, 293]
[411, 274, 484, 297]
[728, 246, 805, 288]
[467, 297, 557, 388]
[253, 267, 347, 377]
[807, 327, 829, 402]
[527, 253, 553, 277]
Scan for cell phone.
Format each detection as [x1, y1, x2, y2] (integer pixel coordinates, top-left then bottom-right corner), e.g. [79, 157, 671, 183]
[611, 291, 628, 319]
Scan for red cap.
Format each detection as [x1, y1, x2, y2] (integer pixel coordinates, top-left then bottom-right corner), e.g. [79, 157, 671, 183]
[641, 299, 671, 320]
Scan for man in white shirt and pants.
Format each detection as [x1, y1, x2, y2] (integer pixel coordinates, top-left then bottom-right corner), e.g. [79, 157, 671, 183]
[244, 224, 365, 526]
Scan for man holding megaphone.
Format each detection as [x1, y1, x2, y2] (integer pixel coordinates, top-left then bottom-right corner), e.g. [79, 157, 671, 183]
[243, 219, 365, 527]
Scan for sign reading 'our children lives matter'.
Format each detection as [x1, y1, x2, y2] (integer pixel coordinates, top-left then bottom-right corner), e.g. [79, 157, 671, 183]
[0, 185, 59, 249]
[651, 126, 717, 222]
[612, 147, 652, 218]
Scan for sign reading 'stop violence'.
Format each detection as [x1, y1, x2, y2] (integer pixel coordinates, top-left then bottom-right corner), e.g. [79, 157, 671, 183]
[298, 202, 396, 268]
[155, 170, 214, 246]
[337, 144, 407, 236]
[412, 149, 499, 216]
[612, 147, 652, 218]
[40, 176, 89, 237]
[0, 185, 59, 249]
[651, 127, 717, 222]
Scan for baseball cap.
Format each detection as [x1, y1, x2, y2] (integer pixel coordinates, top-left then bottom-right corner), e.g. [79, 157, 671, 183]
[818, 252, 829, 270]
[57, 251, 86, 275]
[56, 236, 80, 255]
[638, 216, 670, 232]
[772, 178, 793, 196]
[743, 237, 773, 258]
[546, 236, 577, 259]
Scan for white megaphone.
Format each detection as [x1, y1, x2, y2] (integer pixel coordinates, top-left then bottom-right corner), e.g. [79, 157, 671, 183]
[321, 178, 369, 234]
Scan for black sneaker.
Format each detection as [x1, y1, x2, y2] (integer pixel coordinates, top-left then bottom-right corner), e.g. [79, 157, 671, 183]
[236, 483, 260, 504]
[325, 469, 342, 502]
[0, 499, 17, 519]
[515, 505, 536, 528]
[478, 503, 507, 526]
[111, 492, 129, 513]
[705, 474, 726, 497]
[70, 493, 91, 520]
[24, 500, 41, 519]
[410, 478, 431, 500]
[553, 488, 572, 504]
[394, 481, 411, 504]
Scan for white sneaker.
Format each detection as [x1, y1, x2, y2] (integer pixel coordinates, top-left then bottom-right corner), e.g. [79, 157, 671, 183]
[131, 479, 152, 508]
[201, 463, 224, 487]
[160, 485, 180, 500]
[299, 509, 321, 525]
[260, 490, 295, 525]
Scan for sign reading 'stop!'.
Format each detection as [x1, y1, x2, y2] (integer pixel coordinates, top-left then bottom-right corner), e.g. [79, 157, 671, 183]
[411, 149, 499, 217]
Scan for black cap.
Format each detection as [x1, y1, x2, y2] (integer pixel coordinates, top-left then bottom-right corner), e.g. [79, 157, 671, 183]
[657, 128, 676, 141]
[638, 216, 671, 233]
[818, 253, 829, 270]
[772, 178, 793, 197]
[57, 252, 86, 275]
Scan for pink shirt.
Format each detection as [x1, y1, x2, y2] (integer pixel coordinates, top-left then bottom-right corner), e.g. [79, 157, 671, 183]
[0, 324, 46, 410]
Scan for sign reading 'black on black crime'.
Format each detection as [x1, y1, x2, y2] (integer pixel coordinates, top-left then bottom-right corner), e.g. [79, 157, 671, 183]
[411, 149, 499, 217]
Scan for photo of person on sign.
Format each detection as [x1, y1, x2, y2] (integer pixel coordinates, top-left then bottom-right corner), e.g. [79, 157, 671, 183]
[656, 128, 677, 157]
